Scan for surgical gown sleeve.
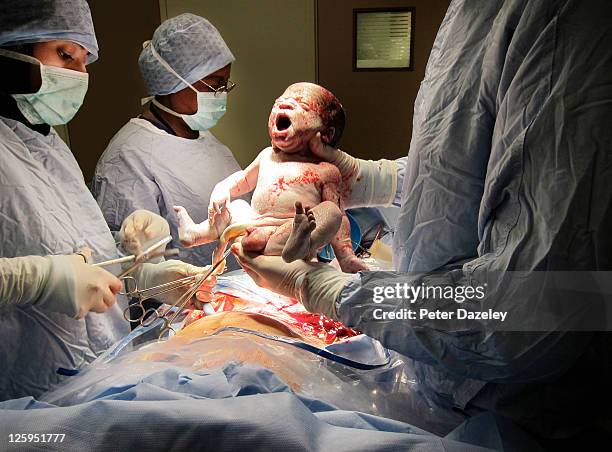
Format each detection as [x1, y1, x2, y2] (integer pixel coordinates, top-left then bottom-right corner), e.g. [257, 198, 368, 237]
[0, 256, 81, 316]
[94, 120, 243, 267]
[393, 156, 407, 207]
[94, 140, 162, 233]
[0, 256, 51, 309]
[337, 0, 612, 384]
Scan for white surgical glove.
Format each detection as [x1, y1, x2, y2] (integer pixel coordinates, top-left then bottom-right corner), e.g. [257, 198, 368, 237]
[232, 243, 354, 318]
[130, 260, 216, 305]
[308, 133, 398, 208]
[119, 209, 170, 256]
[0, 255, 122, 319]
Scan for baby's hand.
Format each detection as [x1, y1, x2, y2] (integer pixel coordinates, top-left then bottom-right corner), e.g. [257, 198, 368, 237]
[208, 183, 231, 219]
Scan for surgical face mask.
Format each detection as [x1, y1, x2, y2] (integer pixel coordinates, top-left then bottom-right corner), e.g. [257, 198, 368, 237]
[0, 49, 88, 126]
[144, 40, 228, 131]
[152, 92, 227, 132]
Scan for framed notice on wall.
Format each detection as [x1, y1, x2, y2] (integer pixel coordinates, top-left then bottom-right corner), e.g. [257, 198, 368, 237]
[353, 7, 415, 71]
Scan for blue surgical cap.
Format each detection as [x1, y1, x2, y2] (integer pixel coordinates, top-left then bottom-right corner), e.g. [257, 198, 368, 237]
[139, 13, 235, 96]
[0, 0, 98, 64]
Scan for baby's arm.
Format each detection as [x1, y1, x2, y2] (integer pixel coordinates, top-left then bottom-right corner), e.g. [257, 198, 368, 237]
[174, 151, 265, 248]
[209, 151, 262, 215]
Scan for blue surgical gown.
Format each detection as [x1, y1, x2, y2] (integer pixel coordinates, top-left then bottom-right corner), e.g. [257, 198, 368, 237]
[0, 117, 129, 401]
[93, 118, 242, 267]
[338, 0, 612, 440]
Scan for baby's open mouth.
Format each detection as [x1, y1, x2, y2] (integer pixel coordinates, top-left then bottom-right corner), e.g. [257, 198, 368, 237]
[276, 114, 292, 131]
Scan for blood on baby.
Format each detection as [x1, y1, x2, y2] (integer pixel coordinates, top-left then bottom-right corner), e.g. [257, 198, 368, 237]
[271, 169, 322, 194]
[295, 169, 320, 185]
[272, 176, 288, 192]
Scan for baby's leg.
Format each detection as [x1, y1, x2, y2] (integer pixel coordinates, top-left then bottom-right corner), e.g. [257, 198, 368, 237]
[281, 201, 342, 262]
[175, 200, 254, 247]
[226, 199, 258, 224]
[241, 226, 279, 252]
[331, 215, 369, 273]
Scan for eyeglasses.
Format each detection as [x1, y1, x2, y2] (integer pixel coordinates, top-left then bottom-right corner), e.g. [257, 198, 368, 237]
[199, 79, 237, 96]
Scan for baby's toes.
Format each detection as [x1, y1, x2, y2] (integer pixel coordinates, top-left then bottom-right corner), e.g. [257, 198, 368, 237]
[294, 201, 304, 214]
[308, 217, 316, 231]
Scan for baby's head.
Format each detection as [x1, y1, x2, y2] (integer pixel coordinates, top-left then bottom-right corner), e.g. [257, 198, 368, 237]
[268, 82, 345, 153]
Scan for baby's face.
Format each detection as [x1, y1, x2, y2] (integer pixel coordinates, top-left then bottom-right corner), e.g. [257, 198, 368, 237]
[268, 83, 326, 153]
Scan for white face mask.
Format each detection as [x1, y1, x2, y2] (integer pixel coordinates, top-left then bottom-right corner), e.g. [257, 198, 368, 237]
[145, 41, 228, 131]
[152, 92, 227, 132]
[0, 49, 88, 126]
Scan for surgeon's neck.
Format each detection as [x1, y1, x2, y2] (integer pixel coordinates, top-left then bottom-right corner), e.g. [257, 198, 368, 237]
[0, 95, 51, 135]
[145, 102, 198, 140]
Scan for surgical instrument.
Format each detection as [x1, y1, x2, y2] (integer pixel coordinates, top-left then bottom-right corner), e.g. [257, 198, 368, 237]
[155, 248, 232, 339]
[93, 236, 173, 277]
[121, 272, 208, 324]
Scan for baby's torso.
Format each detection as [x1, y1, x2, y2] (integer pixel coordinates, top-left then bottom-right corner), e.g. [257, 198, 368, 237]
[251, 148, 339, 218]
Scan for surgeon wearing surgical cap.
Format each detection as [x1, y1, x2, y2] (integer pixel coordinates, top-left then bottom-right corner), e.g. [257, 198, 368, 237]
[93, 13, 242, 269]
[235, 0, 612, 447]
[0, 0, 214, 401]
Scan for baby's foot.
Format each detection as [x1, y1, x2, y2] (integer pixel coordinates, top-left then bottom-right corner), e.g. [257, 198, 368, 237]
[282, 201, 316, 262]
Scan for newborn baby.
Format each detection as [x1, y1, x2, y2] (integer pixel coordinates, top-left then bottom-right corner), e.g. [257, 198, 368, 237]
[174, 82, 367, 273]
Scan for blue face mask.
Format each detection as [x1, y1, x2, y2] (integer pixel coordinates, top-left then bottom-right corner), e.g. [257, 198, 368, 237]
[0, 49, 88, 126]
[152, 91, 227, 132]
[145, 40, 228, 132]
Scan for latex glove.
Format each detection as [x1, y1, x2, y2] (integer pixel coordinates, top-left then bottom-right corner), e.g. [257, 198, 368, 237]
[0, 254, 122, 319]
[119, 209, 170, 256]
[231, 243, 354, 318]
[308, 132, 398, 208]
[131, 259, 216, 305]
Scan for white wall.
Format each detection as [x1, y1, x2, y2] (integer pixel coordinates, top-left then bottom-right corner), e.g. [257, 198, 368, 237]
[160, 0, 316, 167]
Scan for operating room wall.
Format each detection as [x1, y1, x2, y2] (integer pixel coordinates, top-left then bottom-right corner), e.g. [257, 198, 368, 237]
[158, 0, 448, 166]
[68, 1, 448, 179]
[67, 0, 162, 182]
[160, 0, 317, 168]
[317, 0, 451, 161]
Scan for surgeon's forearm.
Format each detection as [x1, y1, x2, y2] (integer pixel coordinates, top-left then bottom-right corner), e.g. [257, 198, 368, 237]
[392, 156, 408, 207]
[344, 158, 399, 208]
[334, 271, 573, 382]
[296, 265, 355, 319]
[0, 256, 55, 308]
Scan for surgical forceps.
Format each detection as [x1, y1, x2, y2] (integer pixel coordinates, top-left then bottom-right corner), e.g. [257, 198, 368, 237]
[93, 235, 174, 278]
[121, 272, 204, 324]
[158, 248, 231, 339]
[124, 248, 232, 339]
